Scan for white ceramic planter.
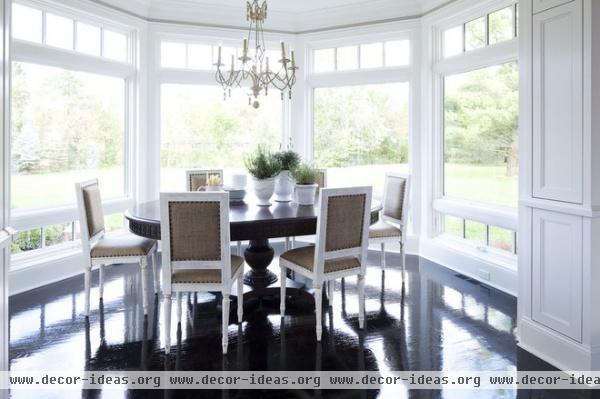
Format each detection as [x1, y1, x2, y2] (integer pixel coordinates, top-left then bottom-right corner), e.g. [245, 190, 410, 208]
[253, 177, 276, 206]
[274, 170, 295, 202]
[296, 184, 318, 206]
[206, 185, 222, 192]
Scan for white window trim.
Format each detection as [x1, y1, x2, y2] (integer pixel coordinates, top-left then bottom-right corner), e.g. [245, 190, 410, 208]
[303, 25, 417, 174]
[429, 1, 519, 241]
[151, 26, 294, 193]
[9, 0, 142, 264]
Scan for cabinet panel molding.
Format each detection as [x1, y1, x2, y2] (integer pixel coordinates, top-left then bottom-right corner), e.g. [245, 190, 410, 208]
[533, 0, 575, 14]
[531, 208, 583, 341]
[532, 0, 583, 204]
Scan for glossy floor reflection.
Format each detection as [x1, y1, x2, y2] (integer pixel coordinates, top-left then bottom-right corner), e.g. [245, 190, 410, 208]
[9, 243, 592, 398]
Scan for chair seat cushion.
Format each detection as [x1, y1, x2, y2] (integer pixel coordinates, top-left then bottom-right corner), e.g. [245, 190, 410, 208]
[369, 221, 402, 239]
[171, 255, 244, 284]
[91, 233, 156, 258]
[280, 246, 361, 274]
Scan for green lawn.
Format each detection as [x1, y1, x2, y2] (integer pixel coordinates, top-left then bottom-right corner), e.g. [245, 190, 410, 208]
[445, 163, 518, 208]
[11, 168, 124, 210]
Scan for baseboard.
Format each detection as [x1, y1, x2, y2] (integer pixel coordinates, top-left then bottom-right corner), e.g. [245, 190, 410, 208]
[518, 318, 598, 371]
[419, 237, 518, 296]
[9, 250, 85, 296]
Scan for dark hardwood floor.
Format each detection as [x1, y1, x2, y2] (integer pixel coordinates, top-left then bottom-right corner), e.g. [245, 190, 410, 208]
[8, 243, 593, 398]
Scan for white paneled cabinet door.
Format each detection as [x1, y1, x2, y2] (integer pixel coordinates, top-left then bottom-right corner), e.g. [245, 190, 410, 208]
[531, 209, 582, 341]
[532, 0, 583, 204]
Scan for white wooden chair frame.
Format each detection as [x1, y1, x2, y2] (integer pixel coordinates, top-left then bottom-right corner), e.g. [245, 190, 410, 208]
[280, 186, 372, 341]
[160, 192, 244, 355]
[370, 173, 411, 274]
[289, 169, 328, 251]
[76, 179, 158, 317]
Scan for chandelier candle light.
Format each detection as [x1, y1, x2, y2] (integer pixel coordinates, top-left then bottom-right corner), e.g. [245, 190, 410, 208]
[215, 0, 298, 109]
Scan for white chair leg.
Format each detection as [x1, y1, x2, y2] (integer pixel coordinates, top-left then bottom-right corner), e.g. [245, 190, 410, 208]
[84, 264, 92, 317]
[315, 284, 323, 341]
[164, 294, 172, 354]
[291, 237, 296, 249]
[177, 292, 182, 324]
[152, 251, 159, 294]
[280, 267, 286, 316]
[237, 241, 242, 256]
[222, 295, 231, 354]
[140, 258, 149, 315]
[285, 237, 290, 251]
[380, 242, 386, 269]
[237, 277, 244, 323]
[400, 241, 406, 273]
[98, 264, 105, 299]
[358, 274, 365, 329]
[327, 280, 334, 306]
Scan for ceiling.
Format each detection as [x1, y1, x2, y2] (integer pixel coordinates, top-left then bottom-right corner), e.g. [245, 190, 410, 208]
[99, 0, 450, 32]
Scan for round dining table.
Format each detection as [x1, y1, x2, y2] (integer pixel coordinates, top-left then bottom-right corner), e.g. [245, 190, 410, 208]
[125, 196, 381, 307]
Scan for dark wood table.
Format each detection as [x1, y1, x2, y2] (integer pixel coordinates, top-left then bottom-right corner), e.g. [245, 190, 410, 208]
[125, 197, 381, 310]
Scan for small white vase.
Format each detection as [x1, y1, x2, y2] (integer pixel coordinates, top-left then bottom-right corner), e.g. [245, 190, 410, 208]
[253, 177, 276, 206]
[206, 185, 222, 192]
[296, 184, 318, 206]
[274, 170, 295, 202]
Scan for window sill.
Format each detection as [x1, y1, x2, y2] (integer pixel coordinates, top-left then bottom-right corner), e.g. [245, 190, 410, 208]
[433, 197, 518, 231]
[436, 234, 517, 271]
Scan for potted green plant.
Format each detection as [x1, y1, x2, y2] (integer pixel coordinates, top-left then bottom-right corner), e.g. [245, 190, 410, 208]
[245, 145, 282, 206]
[274, 149, 301, 202]
[293, 163, 319, 206]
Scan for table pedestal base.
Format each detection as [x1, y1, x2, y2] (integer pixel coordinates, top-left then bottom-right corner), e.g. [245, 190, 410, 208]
[243, 239, 278, 287]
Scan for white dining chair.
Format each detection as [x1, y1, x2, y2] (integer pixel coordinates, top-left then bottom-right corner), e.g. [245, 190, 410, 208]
[369, 173, 410, 276]
[279, 186, 372, 341]
[288, 168, 328, 251]
[160, 191, 245, 355]
[186, 169, 224, 192]
[76, 179, 158, 317]
[186, 169, 244, 257]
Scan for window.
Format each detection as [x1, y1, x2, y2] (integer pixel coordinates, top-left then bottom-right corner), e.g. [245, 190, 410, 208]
[441, 214, 517, 255]
[160, 40, 230, 70]
[360, 42, 383, 69]
[103, 30, 127, 62]
[465, 17, 486, 51]
[11, 213, 125, 255]
[313, 39, 410, 73]
[385, 40, 410, 67]
[45, 13, 74, 50]
[11, 3, 130, 62]
[11, 62, 125, 210]
[76, 22, 101, 56]
[314, 48, 335, 73]
[443, 26, 463, 58]
[160, 85, 283, 191]
[161, 41, 186, 69]
[443, 62, 518, 208]
[337, 46, 358, 71]
[313, 83, 409, 194]
[442, 3, 518, 58]
[489, 6, 515, 45]
[12, 3, 42, 43]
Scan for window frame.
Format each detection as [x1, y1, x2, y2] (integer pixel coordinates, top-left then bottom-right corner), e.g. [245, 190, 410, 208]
[305, 29, 415, 155]
[430, 0, 519, 261]
[9, 0, 140, 266]
[153, 32, 291, 191]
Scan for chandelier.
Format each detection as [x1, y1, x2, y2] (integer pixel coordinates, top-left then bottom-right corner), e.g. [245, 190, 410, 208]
[215, 0, 298, 109]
